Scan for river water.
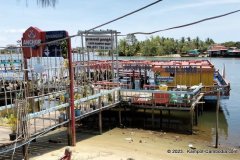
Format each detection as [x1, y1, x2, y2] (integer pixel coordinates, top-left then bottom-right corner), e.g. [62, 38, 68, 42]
[1, 54, 239, 147]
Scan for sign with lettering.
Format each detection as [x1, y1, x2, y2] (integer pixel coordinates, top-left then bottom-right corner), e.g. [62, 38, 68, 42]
[85, 35, 112, 50]
[22, 26, 43, 58]
[165, 67, 197, 73]
[43, 31, 67, 57]
[22, 27, 70, 58]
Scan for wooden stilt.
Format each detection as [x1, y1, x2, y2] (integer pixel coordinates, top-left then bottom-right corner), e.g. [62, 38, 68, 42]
[124, 105, 127, 125]
[108, 110, 111, 129]
[98, 95, 102, 135]
[160, 110, 162, 129]
[119, 109, 122, 126]
[143, 108, 146, 128]
[168, 110, 170, 129]
[67, 105, 71, 146]
[130, 106, 134, 127]
[22, 145, 28, 160]
[215, 90, 220, 148]
[190, 109, 194, 134]
[99, 111, 102, 134]
[151, 108, 154, 129]
[195, 106, 198, 125]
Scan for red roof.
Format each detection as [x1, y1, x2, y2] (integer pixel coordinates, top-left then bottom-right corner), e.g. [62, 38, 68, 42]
[208, 44, 227, 51]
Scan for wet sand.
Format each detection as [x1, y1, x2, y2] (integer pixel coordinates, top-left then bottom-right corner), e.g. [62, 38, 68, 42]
[31, 128, 240, 160]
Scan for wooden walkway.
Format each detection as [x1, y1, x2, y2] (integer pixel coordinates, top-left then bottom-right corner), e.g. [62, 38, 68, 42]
[0, 87, 205, 159]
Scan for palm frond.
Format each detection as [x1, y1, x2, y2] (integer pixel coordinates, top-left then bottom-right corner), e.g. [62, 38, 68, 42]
[36, 0, 58, 7]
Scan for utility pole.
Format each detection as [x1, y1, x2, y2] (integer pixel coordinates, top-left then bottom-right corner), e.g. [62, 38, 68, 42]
[215, 89, 220, 148]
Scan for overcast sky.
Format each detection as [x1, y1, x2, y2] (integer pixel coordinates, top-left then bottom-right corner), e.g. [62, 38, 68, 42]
[0, 0, 240, 47]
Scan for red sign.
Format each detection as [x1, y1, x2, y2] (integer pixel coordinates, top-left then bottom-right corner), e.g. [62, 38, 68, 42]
[22, 26, 44, 59]
[22, 27, 70, 59]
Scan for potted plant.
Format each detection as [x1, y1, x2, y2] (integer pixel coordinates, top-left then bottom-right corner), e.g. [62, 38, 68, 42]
[8, 113, 17, 141]
[74, 105, 81, 117]
[107, 93, 113, 103]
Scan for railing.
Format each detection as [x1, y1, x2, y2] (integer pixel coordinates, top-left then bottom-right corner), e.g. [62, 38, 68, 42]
[120, 85, 202, 108]
[0, 87, 120, 140]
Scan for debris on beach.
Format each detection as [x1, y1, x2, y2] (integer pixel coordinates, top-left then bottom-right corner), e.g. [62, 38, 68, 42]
[125, 137, 133, 143]
[188, 144, 196, 149]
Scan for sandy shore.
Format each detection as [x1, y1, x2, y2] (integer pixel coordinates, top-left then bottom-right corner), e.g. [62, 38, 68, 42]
[31, 128, 239, 160]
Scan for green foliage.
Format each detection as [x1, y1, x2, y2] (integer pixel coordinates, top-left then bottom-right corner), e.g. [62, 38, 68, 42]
[60, 40, 68, 59]
[118, 35, 218, 56]
[107, 93, 113, 102]
[8, 114, 17, 133]
[118, 34, 140, 56]
[222, 41, 240, 48]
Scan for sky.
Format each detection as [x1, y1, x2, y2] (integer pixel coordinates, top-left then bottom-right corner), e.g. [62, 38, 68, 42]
[0, 0, 240, 47]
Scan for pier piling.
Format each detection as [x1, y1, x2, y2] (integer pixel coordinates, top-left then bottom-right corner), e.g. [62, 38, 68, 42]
[160, 110, 162, 129]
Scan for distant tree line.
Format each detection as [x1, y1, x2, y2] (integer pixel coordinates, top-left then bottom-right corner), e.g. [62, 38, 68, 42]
[221, 41, 240, 49]
[118, 34, 239, 56]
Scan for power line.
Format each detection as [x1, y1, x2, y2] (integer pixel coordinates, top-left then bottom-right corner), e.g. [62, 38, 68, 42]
[123, 9, 240, 36]
[28, 0, 163, 48]
[0, 0, 162, 49]
[86, 0, 163, 32]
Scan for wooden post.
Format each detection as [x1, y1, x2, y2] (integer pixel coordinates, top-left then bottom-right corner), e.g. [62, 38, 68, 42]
[108, 109, 111, 129]
[168, 110, 170, 129]
[160, 110, 162, 129]
[66, 101, 71, 146]
[152, 93, 155, 128]
[67, 37, 76, 146]
[195, 106, 198, 125]
[151, 108, 154, 129]
[119, 109, 122, 126]
[98, 95, 102, 135]
[190, 109, 194, 134]
[215, 90, 220, 148]
[124, 105, 127, 125]
[22, 51, 29, 160]
[131, 106, 135, 127]
[143, 108, 146, 128]
[22, 145, 28, 160]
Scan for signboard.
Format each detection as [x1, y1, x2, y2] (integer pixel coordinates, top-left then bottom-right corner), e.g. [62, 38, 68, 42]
[85, 35, 113, 50]
[22, 27, 70, 58]
[22, 26, 43, 58]
[43, 31, 67, 57]
[165, 67, 197, 73]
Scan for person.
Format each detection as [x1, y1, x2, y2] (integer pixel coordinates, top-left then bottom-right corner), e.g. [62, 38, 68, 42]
[60, 147, 72, 160]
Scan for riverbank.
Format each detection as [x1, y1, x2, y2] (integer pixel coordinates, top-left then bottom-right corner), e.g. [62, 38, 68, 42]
[154, 54, 181, 58]
[31, 127, 239, 160]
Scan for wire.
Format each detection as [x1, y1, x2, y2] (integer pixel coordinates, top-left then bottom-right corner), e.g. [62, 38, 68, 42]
[7, 0, 162, 49]
[122, 9, 240, 36]
[86, 0, 162, 33]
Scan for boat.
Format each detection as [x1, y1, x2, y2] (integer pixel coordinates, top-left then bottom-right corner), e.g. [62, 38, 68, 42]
[181, 49, 200, 57]
[115, 60, 230, 103]
[225, 47, 240, 57]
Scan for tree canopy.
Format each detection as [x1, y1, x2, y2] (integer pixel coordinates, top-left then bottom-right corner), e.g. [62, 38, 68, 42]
[118, 36, 217, 56]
